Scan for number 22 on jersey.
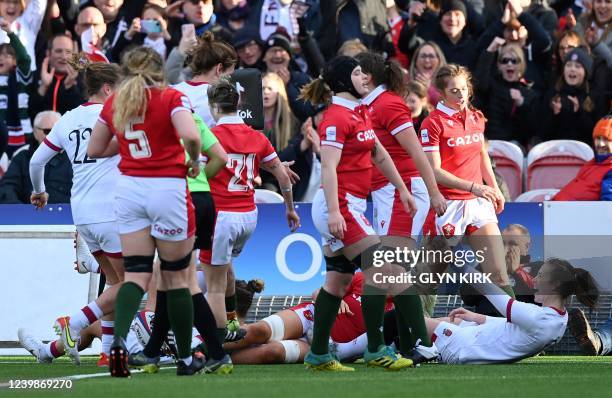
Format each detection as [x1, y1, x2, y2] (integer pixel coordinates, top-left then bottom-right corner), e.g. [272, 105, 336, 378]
[125, 116, 152, 159]
[227, 153, 256, 192]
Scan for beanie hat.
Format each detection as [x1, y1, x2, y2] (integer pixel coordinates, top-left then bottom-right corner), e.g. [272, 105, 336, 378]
[593, 115, 612, 141]
[564, 48, 593, 79]
[232, 25, 263, 49]
[322, 56, 361, 99]
[440, 0, 467, 18]
[265, 27, 292, 56]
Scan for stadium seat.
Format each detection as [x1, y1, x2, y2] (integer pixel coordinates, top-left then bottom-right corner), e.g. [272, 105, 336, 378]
[526, 140, 594, 191]
[488, 140, 525, 200]
[254, 189, 285, 204]
[515, 189, 560, 202]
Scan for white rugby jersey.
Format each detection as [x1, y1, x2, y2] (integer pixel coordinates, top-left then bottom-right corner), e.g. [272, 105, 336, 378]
[443, 299, 568, 364]
[44, 102, 120, 225]
[172, 80, 215, 128]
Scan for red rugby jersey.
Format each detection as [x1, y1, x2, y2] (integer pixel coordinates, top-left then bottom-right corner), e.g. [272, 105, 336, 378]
[210, 116, 277, 212]
[318, 96, 376, 199]
[330, 272, 394, 343]
[363, 85, 419, 191]
[419, 102, 486, 200]
[98, 87, 192, 178]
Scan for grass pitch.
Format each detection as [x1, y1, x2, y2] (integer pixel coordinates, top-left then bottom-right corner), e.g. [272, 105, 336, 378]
[1, 356, 611, 398]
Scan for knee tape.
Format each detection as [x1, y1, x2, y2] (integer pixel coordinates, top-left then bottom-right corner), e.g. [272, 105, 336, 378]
[279, 340, 301, 363]
[262, 314, 285, 342]
[123, 255, 154, 273]
[159, 252, 191, 271]
[324, 254, 356, 274]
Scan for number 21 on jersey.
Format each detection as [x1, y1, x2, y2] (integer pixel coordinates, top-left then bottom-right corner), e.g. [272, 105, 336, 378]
[227, 153, 255, 192]
[125, 116, 152, 159]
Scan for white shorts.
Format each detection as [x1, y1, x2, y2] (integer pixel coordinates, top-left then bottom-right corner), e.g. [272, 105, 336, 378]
[77, 221, 122, 257]
[312, 188, 375, 252]
[114, 175, 195, 241]
[431, 321, 463, 364]
[199, 209, 257, 266]
[372, 177, 430, 239]
[435, 197, 497, 243]
[290, 302, 315, 337]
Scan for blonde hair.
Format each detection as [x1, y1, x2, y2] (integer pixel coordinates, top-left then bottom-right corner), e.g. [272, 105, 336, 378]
[409, 42, 446, 82]
[263, 72, 294, 151]
[498, 43, 526, 77]
[113, 47, 165, 131]
[434, 64, 473, 103]
[337, 39, 368, 57]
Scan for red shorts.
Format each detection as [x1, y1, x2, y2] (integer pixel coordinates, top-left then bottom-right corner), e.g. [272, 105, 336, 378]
[372, 177, 430, 239]
[312, 188, 375, 252]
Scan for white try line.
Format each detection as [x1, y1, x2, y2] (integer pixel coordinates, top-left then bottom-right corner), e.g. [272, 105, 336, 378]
[0, 365, 177, 388]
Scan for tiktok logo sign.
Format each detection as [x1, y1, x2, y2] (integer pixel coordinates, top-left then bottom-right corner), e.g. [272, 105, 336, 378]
[275, 233, 323, 282]
[231, 68, 264, 130]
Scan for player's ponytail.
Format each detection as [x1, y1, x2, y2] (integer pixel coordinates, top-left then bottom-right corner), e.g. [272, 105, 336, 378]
[548, 258, 599, 309]
[355, 52, 406, 97]
[299, 77, 332, 106]
[235, 279, 265, 320]
[113, 47, 165, 131]
[68, 53, 121, 97]
[207, 76, 239, 114]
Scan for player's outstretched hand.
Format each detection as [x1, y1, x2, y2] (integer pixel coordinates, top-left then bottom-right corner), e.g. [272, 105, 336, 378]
[449, 307, 486, 325]
[328, 210, 346, 240]
[286, 208, 301, 232]
[430, 191, 447, 216]
[399, 189, 417, 217]
[30, 192, 49, 209]
[338, 300, 354, 316]
[282, 161, 300, 184]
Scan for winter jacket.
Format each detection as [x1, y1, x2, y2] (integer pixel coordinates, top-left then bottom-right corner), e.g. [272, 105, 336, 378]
[552, 155, 612, 201]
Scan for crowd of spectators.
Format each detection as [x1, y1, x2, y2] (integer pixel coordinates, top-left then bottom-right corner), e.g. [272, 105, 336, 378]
[0, 0, 610, 204]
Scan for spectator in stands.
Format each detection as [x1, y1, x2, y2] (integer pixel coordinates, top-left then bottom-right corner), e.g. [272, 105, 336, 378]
[0, 119, 7, 160]
[551, 30, 586, 84]
[75, 6, 110, 62]
[476, 0, 552, 94]
[167, 0, 227, 48]
[110, 3, 172, 61]
[575, 0, 612, 69]
[404, 80, 431, 133]
[29, 34, 84, 117]
[483, 0, 557, 39]
[0, 17, 32, 158]
[232, 25, 265, 69]
[317, 0, 390, 58]
[461, 223, 541, 316]
[263, 28, 312, 121]
[552, 115, 612, 201]
[0, 111, 72, 204]
[408, 41, 446, 107]
[336, 38, 368, 57]
[398, 0, 484, 69]
[568, 308, 612, 356]
[475, 40, 538, 148]
[216, 0, 251, 33]
[0, 0, 46, 71]
[540, 48, 598, 144]
[386, 0, 410, 69]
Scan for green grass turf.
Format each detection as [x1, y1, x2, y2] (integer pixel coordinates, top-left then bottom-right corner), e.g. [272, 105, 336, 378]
[1, 356, 611, 398]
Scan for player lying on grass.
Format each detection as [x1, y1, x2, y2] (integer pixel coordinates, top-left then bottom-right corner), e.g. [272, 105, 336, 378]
[338, 259, 599, 364]
[222, 272, 421, 365]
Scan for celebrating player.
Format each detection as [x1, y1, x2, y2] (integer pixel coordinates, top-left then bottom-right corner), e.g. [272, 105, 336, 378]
[87, 47, 202, 377]
[202, 77, 300, 351]
[28, 56, 123, 366]
[300, 56, 415, 372]
[419, 64, 514, 295]
[356, 51, 445, 360]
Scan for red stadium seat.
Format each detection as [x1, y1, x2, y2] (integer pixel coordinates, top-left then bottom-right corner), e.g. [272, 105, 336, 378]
[488, 140, 525, 200]
[526, 140, 594, 191]
[515, 189, 560, 202]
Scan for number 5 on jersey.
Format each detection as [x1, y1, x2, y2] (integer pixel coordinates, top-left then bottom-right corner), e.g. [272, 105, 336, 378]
[125, 117, 152, 159]
[227, 153, 255, 192]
